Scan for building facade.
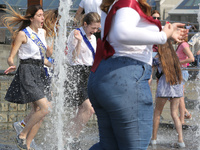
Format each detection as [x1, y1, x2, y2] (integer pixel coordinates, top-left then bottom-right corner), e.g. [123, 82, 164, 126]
[154, 0, 200, 28]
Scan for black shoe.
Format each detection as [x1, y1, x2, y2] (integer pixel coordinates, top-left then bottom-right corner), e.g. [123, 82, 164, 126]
[15, 135, 27, 150]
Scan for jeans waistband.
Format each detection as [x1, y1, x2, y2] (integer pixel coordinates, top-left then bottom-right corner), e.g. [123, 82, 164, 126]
[111, 56, 147, 66]
[20, 58, 43, 66]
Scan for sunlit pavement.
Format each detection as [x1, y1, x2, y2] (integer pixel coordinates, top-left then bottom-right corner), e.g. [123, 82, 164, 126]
[1, 78, 200, 150]
[1, 124, 200, 150]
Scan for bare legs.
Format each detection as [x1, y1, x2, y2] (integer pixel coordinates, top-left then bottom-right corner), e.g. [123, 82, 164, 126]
[19, 98, 51, 149]
[69, 99, 95, 137]
[152, 98, 167, 141]
[179, 85, 191, 124]
[170, 98, 183, 143]
[152, 97, 184, 143]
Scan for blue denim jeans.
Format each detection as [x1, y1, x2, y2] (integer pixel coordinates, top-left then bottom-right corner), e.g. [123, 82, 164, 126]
[195, 55, 200, 67]
[88, 57, 153, 150]
[181, 70, 189, 85]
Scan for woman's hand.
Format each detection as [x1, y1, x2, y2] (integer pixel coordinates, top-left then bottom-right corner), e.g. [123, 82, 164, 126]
[171, 23, 188, 42]
[74, 30, 82, 41]
[4, 66, 16, 74]
[162, 22, 188, 42]
[162, 23, 174, 39]
[72, 30, 82, 59]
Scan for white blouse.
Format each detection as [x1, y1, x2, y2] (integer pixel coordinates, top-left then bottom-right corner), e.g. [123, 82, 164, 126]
[101, 3, 167, 65]
[67, 27, 96, 66]
[18, 26, 47, 60]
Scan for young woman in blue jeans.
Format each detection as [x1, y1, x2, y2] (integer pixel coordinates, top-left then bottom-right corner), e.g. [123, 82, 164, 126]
[87, 0, 188, 149]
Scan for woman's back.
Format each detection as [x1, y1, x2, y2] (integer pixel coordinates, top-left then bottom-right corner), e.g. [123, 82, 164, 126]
[176, 42, 189, 68]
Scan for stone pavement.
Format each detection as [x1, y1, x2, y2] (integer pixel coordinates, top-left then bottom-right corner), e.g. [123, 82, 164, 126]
[150, 78, 200, 128]
[1, 124, 200, 150]
[1, 78, 200, 150]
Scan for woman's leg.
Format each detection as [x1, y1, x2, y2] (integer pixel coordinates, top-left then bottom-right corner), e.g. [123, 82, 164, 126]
[25, 103, 44, 149]
[23, 108, 34, 125]
[179, 85, 185, 124]
[71, 99, 95, 137]
[88, 82, 119, 150]
[152, 97, 167, 141]
[19, 98, 50, 148]
[170, 98, 184, 143]
[184, 108, 192, 119]
[89, 105, 119, 150]
[88, 57, 153, 149]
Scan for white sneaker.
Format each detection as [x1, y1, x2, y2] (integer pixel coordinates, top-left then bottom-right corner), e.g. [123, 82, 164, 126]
[177, 142, 185, 148]
[13, 122, 37, 149]
[13, 122, 24, 134]
[172, 142, 186, 148]
[150, 140, 157, 145]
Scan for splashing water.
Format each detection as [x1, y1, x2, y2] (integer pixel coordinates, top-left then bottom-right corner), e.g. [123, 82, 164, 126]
[41, 0, 76, 149]
[51, 0, 72, 149]
[38, 1, 200, 150]
[37, 0, 99, 149]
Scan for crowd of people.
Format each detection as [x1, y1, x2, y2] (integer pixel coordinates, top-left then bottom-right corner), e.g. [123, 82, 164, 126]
[2, 0, 197, 149]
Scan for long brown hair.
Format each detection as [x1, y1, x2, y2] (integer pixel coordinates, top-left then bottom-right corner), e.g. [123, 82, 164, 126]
[2, 4, 43, 46]
[43, 9, 58, 37]
[100, 0, 151, 16]
[158, 40, 182, 85]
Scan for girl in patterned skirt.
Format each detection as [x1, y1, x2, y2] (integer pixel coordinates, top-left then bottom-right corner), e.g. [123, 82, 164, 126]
[151, 40, 185, 148]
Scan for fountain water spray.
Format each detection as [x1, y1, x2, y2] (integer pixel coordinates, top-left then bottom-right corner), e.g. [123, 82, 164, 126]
[52, 0, 72, 149]
[41, 0, 75, 149]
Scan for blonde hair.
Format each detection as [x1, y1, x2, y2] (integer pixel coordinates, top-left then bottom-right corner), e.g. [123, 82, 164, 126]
[2, 4, 43, 46]
[81, 12, 101, 26]
[43, 9, 58, 38]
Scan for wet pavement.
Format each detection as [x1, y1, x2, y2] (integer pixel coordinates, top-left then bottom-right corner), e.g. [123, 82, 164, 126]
[1, 79, 200, 150]
[1, 124, 200, 150]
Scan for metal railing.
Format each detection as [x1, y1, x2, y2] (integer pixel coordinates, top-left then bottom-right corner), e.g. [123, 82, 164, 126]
[0, 20, 199, 73]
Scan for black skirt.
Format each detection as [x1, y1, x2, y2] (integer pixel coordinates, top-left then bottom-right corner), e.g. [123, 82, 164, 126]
[64, 65, 91, 106]
[5, 59, 46, 104]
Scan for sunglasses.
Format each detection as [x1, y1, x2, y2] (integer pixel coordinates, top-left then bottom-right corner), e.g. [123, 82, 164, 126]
[153, 17, 160, 20]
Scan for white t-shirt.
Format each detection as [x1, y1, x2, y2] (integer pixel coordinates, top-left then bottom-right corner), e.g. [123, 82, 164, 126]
[101, 1, 167, 66]
[79, 0, 102, 16]
[188, 32, 200, 55]
[67, 27, 96, 66]
[18, 26, 47, 60]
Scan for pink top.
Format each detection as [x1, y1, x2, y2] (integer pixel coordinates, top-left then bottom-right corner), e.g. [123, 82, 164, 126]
[176, 42, 189, 68]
